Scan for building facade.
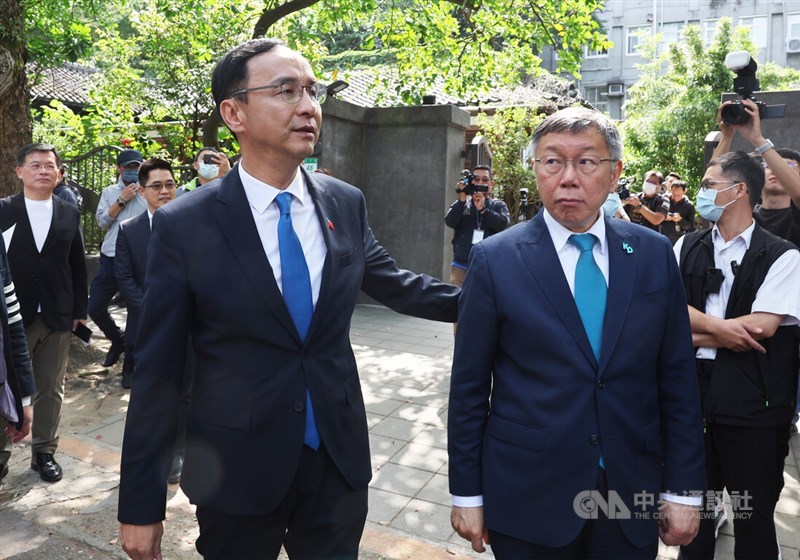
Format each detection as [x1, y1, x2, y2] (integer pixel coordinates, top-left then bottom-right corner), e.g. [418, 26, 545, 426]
[540, 0, 800, 119]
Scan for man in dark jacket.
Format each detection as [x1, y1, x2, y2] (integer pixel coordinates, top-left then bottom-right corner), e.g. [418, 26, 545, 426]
[444, 165, 510, 286]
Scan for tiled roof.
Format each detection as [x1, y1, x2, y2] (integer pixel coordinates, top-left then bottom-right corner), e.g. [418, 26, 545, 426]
[333, 65, 582, 110]
[28, 63, 97, 107]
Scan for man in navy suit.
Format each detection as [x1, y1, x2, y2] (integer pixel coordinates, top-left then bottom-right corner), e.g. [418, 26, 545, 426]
[114, 158, 177, 389]
[117, 39, 459, 559]
[448, 107, 706, 558]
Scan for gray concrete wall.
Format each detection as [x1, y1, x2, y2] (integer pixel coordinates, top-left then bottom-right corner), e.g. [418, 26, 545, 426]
[319, 99, 470, 285]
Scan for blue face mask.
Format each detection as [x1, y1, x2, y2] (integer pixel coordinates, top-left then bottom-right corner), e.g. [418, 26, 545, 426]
[696, 183, 739, 222]
[121, 169, 139, 185]
[602, 192, 622, 217]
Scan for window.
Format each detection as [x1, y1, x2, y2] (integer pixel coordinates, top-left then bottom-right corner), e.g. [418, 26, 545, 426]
[658, 22, 683, 47]
[739, 16, 768, 50]
[703, 19, 720, 44]
[626, 25, 650, 55]
[788, 13, 800, 40]
[583, 86, 609, 113]
[585, 45, 608, 58]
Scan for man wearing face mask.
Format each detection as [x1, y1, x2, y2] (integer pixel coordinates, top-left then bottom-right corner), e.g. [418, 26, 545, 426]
[177, 148, 231, 196]
[90, 149, 148, 380]
[675, 151, 800, 559]
[623, 170, 670, 231]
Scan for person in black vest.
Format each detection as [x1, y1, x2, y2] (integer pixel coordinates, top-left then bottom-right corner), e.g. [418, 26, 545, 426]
[622, 170, 670, 231]
[675, 151, 800, 559]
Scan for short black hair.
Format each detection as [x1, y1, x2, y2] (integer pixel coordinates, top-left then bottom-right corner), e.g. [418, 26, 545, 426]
[776, 147, 800, 165]
[667, 171, 681, 181]
[708, 151, 764, 207]
[139, 158, 174, 187]
[472, 165, 492, 180]
[17, 143, 61, 167]
[211, 38, 285, 110]
[671, 180, 686, 191]
[194, 147, 220, 163]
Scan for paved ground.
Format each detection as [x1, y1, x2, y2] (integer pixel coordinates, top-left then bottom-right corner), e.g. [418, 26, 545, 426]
[1, 304, 798, 559]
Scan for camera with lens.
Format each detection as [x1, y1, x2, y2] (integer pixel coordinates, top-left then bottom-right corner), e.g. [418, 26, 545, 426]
[720, 51, 785, 125]
[617, 177, 632, 201]
[456, 169, 489, 195]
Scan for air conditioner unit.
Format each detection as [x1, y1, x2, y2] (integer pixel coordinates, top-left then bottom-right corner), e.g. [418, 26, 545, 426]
[607, 84, 625, 97]
[787, 37, 800, 53]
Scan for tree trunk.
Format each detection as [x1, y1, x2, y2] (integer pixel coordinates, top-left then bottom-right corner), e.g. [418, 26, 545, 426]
[202, 107, 222, 147]
[0, 0, 32, 197]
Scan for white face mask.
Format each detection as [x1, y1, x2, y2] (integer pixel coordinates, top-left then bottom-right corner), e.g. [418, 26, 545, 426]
[642, 181, 658, 196]
[198, 163, 219, 180]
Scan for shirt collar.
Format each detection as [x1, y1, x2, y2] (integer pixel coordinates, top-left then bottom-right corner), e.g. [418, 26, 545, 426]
[711, 219, 755, 250]
[543, 208, 607, 255]
[238, 164, 307, 214]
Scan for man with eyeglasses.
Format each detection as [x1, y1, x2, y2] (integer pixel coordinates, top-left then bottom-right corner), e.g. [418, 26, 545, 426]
[674, 150, 800, 559]
[445, 165, 510, 287]
[91, 149, 148, 384]
[449, 107, 705, 558]
[0, 143, 88, 484]
[118, 38, 459, 560]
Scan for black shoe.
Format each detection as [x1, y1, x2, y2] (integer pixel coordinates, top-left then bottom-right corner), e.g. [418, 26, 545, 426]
[0, 463, 8, 483]
[121, 365, 134, 389]
[103, 338, 125, 368]
[31, 453, 63, 483]
[167, 453, 184, 484]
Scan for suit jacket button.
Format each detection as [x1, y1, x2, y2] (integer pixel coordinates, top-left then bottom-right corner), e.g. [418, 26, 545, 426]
[597, 379, 606, 389]
[589, 434, 601, 446]
[294, 401, 304, 412]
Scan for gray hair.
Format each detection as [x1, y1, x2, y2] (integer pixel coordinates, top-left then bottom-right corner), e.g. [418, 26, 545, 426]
[532, 106, 623, 161]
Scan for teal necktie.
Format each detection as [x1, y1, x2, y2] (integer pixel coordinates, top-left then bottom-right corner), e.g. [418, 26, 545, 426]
[568, 233, 607, 362]
[569, 233, 607, 468]
[276, 192, 319, 450]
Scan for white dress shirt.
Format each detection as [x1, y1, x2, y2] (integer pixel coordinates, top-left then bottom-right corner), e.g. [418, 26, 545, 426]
[238, 164, 327, 307]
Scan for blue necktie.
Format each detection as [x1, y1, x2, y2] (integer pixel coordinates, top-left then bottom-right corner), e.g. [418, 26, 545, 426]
[569, 233, 607, 468]
[568, 233, 607, 362]
[275, 192, 320, 450]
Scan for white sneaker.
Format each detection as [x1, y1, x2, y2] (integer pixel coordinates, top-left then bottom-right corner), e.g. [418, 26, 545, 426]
[713, 497, 728, 539]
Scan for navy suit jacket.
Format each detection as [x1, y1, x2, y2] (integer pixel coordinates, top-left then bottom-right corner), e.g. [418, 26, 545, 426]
[448, 211, 705, 548]
[118, 166, 459, 524]
[115, 210, 151, 314]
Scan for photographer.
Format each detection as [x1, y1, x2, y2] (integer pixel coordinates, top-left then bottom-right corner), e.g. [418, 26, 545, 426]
[623, 170, 670, 231]
[444, 165, 510, 286]
[177, 147, 232, 196]
[662, 180, 696, 245]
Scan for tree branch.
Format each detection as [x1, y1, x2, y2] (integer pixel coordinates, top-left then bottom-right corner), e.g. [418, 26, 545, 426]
[252, 0, 322, 38]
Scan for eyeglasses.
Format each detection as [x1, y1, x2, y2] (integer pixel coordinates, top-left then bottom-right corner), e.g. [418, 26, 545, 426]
[229, 80, 327, 105]
[24, 163, 58, 173]
[144, 182, 177, 191]
[534, 156, 617, 176]
[699, 179, 740, 192]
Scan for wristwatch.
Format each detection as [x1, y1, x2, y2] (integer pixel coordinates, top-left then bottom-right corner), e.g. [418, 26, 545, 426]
[117, 197, 127, 208]
[754, 139, 774, 156]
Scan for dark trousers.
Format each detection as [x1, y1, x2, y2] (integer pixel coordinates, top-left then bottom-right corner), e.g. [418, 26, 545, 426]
[88, 255, 131, 366]
[680, 423, 785, 560]
[488, 470, 657, 560]
[194, 444, 367, 560]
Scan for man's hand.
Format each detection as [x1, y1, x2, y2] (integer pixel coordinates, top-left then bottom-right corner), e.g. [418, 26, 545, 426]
[4, 405, 32, 443]
[730, 98, 765, 147]
[212, 153, 232, 177]
[451, 506, 489, 553]
[472, 191, 486, 212]
[72, 318, 88, 332]
[708, 316, 765, 353]
[120, 523, 164, 560]
[658, 502, 700, 547]
[120, 182, 139, 201]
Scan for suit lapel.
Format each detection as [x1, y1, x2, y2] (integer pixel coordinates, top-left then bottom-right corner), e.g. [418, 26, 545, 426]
[9, 194, 38, 254]
[599, 218, 638, 372]
[213, 168, 300, 342]
[518, 212, 597, 367]
[303, 169, 338, 342]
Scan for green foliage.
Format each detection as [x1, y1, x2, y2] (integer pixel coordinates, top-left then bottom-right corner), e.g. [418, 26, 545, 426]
[620, 19, 800, 193]
[476, 107, 546, 221]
